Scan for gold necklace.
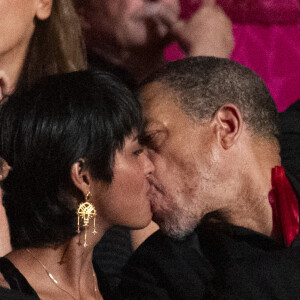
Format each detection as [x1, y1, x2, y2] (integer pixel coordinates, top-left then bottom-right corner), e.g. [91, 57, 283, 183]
[26, 249, 98, 300]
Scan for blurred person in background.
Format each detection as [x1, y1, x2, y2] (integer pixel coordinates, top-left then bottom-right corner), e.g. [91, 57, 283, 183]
[73, 0, 233, 86]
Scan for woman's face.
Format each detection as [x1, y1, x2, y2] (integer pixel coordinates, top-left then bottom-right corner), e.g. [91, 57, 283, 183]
[0, 0, 52, 64]
[92, 132, 155, 229]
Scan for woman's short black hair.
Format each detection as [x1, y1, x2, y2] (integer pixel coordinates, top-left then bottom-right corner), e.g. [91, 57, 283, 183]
[0, 70, 142, 249]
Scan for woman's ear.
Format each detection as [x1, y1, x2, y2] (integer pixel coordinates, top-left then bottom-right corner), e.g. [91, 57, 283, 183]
[213, 103, 243, 149]
[35, 0, 53, 21]
[70, 159, 91, 195]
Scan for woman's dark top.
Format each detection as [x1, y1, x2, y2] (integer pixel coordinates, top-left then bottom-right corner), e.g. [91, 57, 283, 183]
[0, 257, 115, 300]
[0, 258, 38, 299]
[0, 286, 35, 300]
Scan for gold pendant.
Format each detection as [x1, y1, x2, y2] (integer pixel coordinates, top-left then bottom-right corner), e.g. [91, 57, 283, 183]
[77, 192, 97, 247]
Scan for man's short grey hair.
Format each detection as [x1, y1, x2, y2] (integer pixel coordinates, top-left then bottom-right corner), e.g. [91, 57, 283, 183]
[142, 56, 279, 140]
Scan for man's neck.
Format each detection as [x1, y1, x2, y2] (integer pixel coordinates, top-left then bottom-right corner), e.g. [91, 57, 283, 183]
[226, 139, 281, 237]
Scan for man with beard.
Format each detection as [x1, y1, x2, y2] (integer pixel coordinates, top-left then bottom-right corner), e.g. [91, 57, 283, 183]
[119, 56, 300, 299]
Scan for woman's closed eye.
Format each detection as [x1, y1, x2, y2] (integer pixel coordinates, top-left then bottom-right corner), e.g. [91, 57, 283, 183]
[133, 147, 144, 156]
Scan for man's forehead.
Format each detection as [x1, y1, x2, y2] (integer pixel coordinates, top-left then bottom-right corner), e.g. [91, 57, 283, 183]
[140, 82, 172, 106]
[140, 82, 179, 129]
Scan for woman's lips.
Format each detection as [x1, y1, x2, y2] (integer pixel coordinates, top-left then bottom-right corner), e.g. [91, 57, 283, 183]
[146, 183, 160, 214]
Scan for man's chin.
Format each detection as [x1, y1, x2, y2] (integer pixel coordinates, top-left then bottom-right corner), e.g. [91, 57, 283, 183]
[154, 214, 196, 240]
[162, 225, 194, 240]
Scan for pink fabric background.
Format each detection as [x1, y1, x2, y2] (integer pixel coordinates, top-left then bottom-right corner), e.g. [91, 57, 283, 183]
[164, 0, 300, 111]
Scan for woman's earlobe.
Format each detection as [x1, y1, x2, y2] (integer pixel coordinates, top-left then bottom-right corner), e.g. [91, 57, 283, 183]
[215, 104, 243, 149]
[35, 0, 53, 21]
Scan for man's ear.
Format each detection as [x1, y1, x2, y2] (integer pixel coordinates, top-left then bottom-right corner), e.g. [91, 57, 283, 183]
[70, 159, 91, 195]
[213, 104, 243, 149]
[35, 0, 53, 20]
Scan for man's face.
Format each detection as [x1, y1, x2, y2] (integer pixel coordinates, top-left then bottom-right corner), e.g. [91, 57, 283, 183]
[141, 82, 229, 238]
[83, 0, 180, 49]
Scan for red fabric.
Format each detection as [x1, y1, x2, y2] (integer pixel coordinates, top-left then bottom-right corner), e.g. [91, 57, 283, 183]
[164, 0, 300, 112]
[268, 166, 299, 246]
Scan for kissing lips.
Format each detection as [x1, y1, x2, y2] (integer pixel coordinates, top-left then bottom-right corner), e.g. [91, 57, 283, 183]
[147, 183, 162, 215]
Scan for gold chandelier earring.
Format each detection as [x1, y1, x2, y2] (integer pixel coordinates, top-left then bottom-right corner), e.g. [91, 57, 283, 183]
[77, 191, 97, 247]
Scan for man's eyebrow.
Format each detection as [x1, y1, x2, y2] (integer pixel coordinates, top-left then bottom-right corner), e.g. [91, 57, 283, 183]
[140, 129, 167, 140]
[142, 119, 165, 131]
[143, 129, 161, 135]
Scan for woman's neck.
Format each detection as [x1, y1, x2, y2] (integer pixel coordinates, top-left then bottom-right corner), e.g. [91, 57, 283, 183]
[6, 233, 105, 299]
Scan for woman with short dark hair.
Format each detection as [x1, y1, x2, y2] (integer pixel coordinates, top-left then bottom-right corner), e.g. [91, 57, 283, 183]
[0, 71, 154, 299]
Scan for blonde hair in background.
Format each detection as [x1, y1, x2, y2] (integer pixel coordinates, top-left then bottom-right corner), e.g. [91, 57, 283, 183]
[17, 0, 87, 93]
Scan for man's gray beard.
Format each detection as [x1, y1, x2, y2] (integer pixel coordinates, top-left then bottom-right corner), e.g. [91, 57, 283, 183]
[154, 200, 201, 240]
